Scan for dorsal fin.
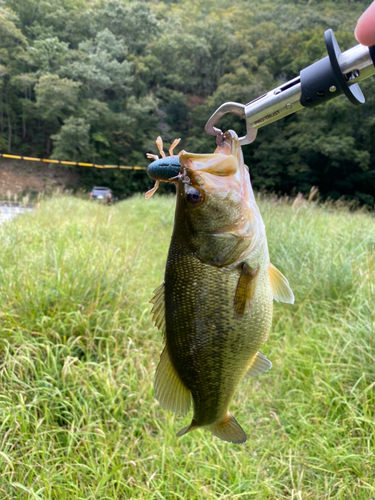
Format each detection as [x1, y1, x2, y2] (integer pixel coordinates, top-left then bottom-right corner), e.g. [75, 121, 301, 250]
[150, 282, 164, 304]
[155, 346, 191, 415]
[269, 263, 294, 304]
[150, 282, 166, 337]
[234, 263, 259, 318]
[245, 351, 272, 378]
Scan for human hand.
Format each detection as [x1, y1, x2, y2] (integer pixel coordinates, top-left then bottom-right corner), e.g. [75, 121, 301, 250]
[355, 1, 375, 46]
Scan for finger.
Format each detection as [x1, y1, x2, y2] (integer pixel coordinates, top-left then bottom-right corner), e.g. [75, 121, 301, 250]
[355, 1, 375, 46]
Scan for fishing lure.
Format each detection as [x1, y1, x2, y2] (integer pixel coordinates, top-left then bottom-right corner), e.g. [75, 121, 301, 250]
[145, 137, 181, 199]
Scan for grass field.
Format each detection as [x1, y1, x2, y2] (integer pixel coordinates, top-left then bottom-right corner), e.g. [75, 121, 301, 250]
[0, 194, 374, 499]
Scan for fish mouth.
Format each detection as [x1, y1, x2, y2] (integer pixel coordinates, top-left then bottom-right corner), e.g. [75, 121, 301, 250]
[178, 130, 248, 199]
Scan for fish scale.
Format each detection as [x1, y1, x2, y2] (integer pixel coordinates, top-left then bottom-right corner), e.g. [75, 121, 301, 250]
[164, 239, 273, 435]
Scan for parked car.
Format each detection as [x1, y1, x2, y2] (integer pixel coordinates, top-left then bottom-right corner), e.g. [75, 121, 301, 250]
[90, 186, 113, 203]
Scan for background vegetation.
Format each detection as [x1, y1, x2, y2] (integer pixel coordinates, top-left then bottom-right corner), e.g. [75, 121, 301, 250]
[0, 195, 374, 498]
[0, 0, 374, 203]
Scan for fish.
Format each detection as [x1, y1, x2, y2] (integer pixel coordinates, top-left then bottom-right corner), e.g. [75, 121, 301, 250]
[147, 130, 294, 444]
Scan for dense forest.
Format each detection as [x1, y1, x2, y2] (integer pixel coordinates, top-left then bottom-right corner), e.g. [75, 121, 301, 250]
[0, 0, 374, 202]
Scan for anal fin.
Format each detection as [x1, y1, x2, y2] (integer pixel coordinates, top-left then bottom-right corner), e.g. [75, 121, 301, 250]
[155, 346, 191, 415]
[234, 263, 259, 318]
[269, 263, 294, 304]
[246, 351, 272, 378]
[208, 414, 247, 444]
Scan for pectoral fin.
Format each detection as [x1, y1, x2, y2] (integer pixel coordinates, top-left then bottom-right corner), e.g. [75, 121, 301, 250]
[150, 282, 166, 337]
[234, 263, 259, 317]
[245, 351, 272, 378]
[155, 346, 191, 415]
[269, 263, 294, 304]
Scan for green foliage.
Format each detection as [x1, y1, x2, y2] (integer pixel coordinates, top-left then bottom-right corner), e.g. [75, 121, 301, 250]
[35, 74, 81, 122]
[65, 29, 133, 100]
[30, 36, 69, 75]
[0, 194, 374, 497]
[0, 0, 374, 203]
[51, 116, 94, 162]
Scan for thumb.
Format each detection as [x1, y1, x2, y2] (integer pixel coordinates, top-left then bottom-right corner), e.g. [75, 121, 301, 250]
[355, 1, 375, 46]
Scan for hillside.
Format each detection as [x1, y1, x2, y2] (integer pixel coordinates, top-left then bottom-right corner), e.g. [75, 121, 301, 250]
[0, 159, 81, 198]
[1, 0, 374, 203]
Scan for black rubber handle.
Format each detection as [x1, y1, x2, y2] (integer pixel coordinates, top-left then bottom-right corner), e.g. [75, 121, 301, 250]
[325, 29, 364, 106]
[370, 45, 375, 67]
[300, 29, 365, 108]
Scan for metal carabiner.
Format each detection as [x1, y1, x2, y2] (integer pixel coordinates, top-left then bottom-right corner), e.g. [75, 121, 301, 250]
[204, 102, 257, 146]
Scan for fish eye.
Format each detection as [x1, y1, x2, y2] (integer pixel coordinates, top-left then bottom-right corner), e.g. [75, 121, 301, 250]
[186, 187, 204, 207]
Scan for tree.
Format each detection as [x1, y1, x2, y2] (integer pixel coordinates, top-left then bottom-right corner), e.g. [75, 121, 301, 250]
[35, 74, 80, 122]
[0, 7, 28, 150]
[29, 37, 69, 75]
[0, 0, 373, 203]
[51, 116, 94, 162]
[35, 74, 81, 152]
[64, 29, 133, 100]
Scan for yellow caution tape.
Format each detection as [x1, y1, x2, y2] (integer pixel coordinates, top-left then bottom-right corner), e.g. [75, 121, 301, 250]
[0, 153, 146, 170]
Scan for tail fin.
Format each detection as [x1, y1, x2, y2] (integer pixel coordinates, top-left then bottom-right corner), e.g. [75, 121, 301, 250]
[208, 414, 247, 444]
[176, 414, 247, 444]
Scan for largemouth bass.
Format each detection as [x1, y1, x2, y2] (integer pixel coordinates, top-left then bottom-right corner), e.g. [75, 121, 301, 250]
[148, 130, 294, 444]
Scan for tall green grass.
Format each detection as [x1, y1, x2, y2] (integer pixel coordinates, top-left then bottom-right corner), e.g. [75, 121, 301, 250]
[0, 194, 374, 499]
